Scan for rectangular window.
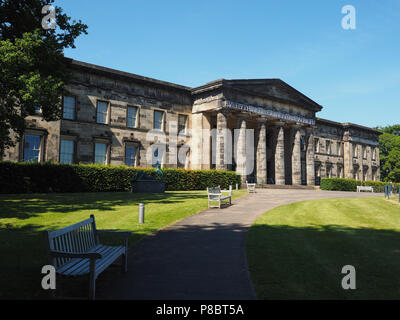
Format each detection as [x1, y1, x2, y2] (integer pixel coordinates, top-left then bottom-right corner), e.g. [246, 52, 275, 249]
[125, 145, 137, 167]
[337, 142, 342, 156]
[154, 110, 164, 130]
[97, 101, 108, 124]
[152, 146, 165, 167]
[300, 136, 306, 152]
[60, 139, 74, 164]
[314, 138, 319, 153]
[63, 96, 75, 120]
[326, 166, 332, 178]
[24, 135, 41, 162]
[362, 146, 367, 159]
[326, 141, 331, 155]
[178, 114, 188, 134]
[127, 106, 138, 128]
[353, 144, 358, 158]
[94, 143, 107, 164]
[372, 148, 377, 160]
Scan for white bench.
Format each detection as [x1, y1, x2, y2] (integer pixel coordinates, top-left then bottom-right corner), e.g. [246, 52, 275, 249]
[357, 186, 374, 193]
[207, 186, 232, 208]
[44, 215, 132, 300]
[246, 181, 256, 193]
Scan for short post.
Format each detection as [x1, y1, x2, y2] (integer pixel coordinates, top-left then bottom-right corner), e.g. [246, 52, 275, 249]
[236, 183, 238, 190]
[139, 203, 145, 224]
[229, 185, 232, 192]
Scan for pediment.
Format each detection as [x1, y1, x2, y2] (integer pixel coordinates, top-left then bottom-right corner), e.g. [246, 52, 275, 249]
[224, 79, 323, 112]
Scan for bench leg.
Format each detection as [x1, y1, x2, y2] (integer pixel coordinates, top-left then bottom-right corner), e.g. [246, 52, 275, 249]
[89, 274, 96, 300]
[89, 260, 96, 300]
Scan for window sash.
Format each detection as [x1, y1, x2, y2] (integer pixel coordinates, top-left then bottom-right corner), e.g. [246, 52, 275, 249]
[314, 139, 319, 153]
[127, 107, 138, 128]
[60, 140, 74, 164]
[125, 145, 137, 167]
[94, 143, 107, 164]
[152, 147, 164, 167]
[63, 97, 75, 120]
[24, 135, 41, 162]
[178, 115, 188, 133]
[97, 102, 108, 124]
[154, 111, 164, 130]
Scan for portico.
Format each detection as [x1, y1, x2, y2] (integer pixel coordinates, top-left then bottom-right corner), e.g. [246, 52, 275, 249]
[190, 79, 321, 186]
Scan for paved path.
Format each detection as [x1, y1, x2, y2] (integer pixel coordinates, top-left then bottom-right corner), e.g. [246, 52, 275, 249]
[97, 189, 381, 300]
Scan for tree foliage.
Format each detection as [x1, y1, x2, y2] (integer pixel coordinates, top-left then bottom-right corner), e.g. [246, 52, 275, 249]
[377, 125, 400, 182]
[0, 0, 87, 152]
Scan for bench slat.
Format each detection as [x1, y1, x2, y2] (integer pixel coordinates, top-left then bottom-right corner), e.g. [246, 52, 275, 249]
[63, 245, 115, 276]
[59, 245, 124, 277]
[48, 218, 93, 240]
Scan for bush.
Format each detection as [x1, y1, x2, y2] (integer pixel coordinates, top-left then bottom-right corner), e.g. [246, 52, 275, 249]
[0, 162, 241, 194]
[320, 178, 400, 193]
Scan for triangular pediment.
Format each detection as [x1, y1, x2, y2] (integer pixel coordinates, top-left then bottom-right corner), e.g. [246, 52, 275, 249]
[224, 79, 323, 112]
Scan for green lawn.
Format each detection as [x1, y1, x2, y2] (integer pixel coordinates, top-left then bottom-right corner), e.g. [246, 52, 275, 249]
[0, 190, 246, 299]
[247, 197, 400, 299]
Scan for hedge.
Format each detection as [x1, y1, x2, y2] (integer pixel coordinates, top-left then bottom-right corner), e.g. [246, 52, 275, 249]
[320, 178, 400, 193]
[0, 162, 241, 194]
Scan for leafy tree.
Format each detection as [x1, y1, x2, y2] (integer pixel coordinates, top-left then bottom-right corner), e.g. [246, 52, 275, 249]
[377, 125, 400, 182]
[0, 0, 87, 153]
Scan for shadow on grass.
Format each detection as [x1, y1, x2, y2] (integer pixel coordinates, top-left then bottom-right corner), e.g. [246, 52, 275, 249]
[0, 191, 208, 220]
[93, 222, 400, 300]
[247, 224, 400, 300]
[3, 218, 400, 300]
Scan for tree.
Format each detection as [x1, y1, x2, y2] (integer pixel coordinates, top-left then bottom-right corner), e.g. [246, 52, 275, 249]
[377, 125, 400, 182]
[0, 0, 87, 153]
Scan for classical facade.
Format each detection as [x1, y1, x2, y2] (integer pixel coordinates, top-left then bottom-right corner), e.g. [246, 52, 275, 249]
[2, 59, 381, 186]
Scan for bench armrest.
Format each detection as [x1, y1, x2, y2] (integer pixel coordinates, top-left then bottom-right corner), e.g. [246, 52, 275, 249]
[49, 251, 102, 260]
[96, 230, 132, 238]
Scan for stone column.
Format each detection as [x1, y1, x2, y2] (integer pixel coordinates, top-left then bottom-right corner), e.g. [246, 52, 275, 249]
[306, 127, 315, 186]
[256, 120, 267, 185]
[216, 111, 228, 170]
[375, 146, 381, 181]
[366, 145, 372, 181]
[292, 125, 302, 185]
[236, 117, 248, 184]
[274, 123, 286, 185]
[190, 113, 203, 170]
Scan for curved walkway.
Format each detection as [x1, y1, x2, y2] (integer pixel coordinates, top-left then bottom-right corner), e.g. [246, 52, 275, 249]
[97, 189, 381, 300]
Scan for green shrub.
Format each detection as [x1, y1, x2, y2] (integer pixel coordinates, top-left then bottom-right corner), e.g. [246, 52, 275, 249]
[0, 162, 241, 194]
[320, 178, 400, 193]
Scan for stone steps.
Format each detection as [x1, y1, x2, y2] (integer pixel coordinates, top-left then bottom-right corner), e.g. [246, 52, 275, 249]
[254, 184, 319, 190]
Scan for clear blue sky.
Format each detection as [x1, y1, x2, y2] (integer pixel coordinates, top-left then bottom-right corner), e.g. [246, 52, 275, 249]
[57, 0, 400, 128]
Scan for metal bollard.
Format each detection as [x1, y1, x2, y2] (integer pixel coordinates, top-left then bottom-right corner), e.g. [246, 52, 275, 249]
[236, 184, 238, 190]
[139, 203, 145, 224]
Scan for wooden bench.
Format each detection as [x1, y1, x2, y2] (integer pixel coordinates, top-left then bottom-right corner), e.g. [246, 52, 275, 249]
[246, 181, 256, 193]
[207, 186, 232, 208]
[357, 186, 374, 193]
[44, 215, 132, 300]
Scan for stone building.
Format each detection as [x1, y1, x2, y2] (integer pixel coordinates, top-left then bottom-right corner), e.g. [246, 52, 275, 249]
[2, 59, 381, 186]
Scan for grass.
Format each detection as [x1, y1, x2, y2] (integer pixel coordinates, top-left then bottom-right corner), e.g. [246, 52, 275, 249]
[0, 190, 247, 299]
[246, 197, 400, 299]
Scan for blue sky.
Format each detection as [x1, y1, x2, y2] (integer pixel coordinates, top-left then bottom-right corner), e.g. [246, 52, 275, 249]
[57, 0, 400, 128]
